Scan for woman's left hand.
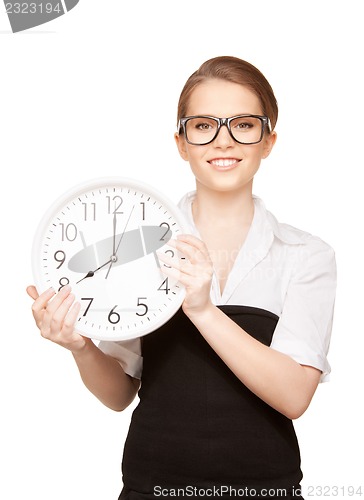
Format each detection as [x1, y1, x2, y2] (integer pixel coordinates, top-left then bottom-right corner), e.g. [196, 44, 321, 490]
[157, 234, 214, 318]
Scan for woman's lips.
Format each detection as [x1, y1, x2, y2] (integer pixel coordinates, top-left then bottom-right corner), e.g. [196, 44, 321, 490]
[208, 158, 241, 170]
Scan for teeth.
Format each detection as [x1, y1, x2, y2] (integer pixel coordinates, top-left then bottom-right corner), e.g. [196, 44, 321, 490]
[211, 159, 238, 167]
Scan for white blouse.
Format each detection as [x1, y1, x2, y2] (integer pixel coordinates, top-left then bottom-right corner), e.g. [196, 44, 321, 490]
[98, 192, 337, 383]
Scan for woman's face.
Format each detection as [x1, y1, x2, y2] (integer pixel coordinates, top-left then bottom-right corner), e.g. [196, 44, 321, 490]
[175, 79, 277, 195]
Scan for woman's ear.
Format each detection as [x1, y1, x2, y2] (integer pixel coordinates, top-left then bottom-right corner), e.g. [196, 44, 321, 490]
[174, 132, 189, 161]
[262, 131, 277, 159]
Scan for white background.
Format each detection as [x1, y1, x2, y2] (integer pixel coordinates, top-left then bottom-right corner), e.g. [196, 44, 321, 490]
[1, 1, 363, 498]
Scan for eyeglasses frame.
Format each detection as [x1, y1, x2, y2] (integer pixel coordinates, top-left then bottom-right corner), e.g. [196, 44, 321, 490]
[178, 114, 271, 146]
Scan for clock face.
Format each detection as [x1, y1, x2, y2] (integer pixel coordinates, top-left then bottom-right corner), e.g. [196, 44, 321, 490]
[32, 177, 188, 341]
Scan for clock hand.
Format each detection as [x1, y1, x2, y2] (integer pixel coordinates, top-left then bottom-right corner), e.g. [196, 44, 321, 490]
[105, 211, 118, 280]
[112, 211, 117, 255]
[76, 258, 113, 284]
[115, 204, 135, 254]
[105, 204, 135, 279]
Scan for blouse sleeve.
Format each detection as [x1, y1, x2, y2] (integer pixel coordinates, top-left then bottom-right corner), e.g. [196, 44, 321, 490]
[270, 237, 337, 382]
[98, 338, 143, 380]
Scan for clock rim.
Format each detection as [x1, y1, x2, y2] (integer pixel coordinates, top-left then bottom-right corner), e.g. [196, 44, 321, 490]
[31, 176, 189, 341]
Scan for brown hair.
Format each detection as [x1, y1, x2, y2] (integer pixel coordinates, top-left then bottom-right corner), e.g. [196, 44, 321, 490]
[177, 56, 278, 131]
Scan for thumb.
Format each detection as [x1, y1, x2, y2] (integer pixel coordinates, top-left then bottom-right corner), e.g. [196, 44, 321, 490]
[26, 285, 39, 300]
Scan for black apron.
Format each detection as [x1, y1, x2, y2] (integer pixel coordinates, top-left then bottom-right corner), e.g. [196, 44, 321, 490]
[119, 306, 303, 499]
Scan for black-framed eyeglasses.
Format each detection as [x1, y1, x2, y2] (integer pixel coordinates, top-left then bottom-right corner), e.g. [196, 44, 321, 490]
[178, 114, 271, 146]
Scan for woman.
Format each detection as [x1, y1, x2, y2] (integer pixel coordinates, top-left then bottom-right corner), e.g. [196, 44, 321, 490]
[27, 56, 336, 499]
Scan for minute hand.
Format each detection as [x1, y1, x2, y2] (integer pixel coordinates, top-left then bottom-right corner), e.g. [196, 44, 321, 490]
[112, 211, 117, 255]
[105, 204, 135, 279]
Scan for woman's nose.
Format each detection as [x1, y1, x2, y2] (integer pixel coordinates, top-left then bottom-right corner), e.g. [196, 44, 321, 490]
[213, 124, 235, 148]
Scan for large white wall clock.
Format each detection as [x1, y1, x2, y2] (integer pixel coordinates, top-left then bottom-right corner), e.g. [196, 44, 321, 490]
[32, 177, 188, 341]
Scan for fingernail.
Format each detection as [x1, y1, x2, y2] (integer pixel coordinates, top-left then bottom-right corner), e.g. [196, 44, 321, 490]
[60, 285, 71, 293]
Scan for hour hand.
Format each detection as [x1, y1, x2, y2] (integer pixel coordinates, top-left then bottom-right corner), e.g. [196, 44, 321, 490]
[75, 258, 113, 284]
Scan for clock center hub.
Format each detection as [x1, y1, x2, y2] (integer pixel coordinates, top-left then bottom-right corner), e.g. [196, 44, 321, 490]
[111, 255, 118, 263]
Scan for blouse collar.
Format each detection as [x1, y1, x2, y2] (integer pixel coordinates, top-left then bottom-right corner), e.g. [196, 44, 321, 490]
[177, 191, 307, 302]
[178, 191, 307, 246]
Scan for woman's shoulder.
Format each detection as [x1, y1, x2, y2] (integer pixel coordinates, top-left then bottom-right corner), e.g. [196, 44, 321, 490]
[255, 195, 335, 255]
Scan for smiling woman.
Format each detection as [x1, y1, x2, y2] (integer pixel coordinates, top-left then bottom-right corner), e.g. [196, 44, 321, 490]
[175, 78, 277, 197]
[26, 56, 336, 500]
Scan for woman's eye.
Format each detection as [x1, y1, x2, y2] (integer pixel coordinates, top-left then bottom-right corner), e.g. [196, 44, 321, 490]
[196, 122, 212, 130]
[236, 121, 253, 129]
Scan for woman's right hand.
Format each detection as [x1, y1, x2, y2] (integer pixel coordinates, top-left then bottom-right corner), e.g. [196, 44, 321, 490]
[26, 285, 89, 353]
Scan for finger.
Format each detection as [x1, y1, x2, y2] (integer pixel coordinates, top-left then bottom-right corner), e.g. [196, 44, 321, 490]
[62, 301, 82, 334]
[157, 251, 193, 277]
[159, 264, 182, 283]
[26, 285, 39, 300]
[157, 251, 180, 269]
[30, 287, 56, 315]
[160, 262, 209, 289]
[168, 237, 210, 265]
[176, 234, 207, 250]
[42, 286, 73, 334]
[50, 293, 76, 336]
[45, 285, 72, 316]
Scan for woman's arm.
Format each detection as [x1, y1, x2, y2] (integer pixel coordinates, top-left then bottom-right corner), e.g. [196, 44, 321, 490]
[71, 341, 140, 411]
[187, 304, 321, 419]
[27, 286, 139, 411]
[157, 235, 321, 420]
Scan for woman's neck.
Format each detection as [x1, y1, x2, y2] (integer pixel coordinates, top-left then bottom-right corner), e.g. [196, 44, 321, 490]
[192, 181, 255, 229]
